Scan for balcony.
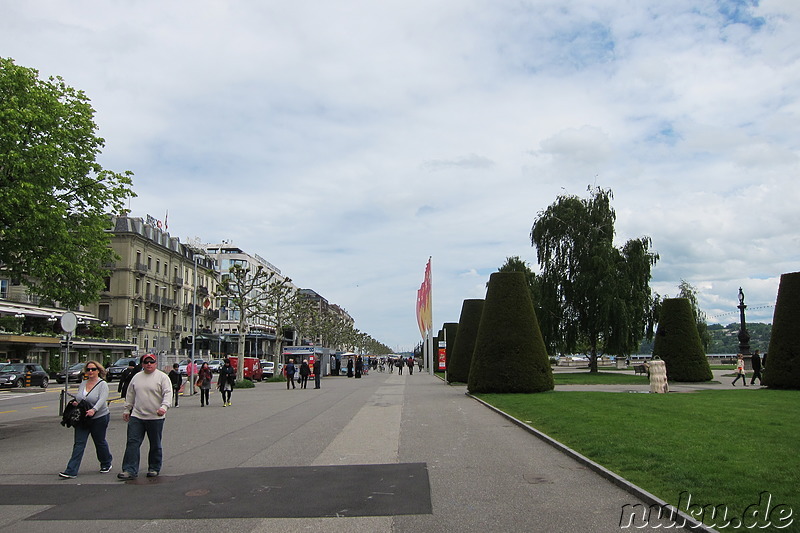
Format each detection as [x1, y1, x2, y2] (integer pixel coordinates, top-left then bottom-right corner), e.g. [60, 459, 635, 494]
[172, 324, 184, 333]
[133, 318, 146, 328]
[196, 286, 209, 297]
[173, 276, 184, 286]
[134, 262, 148, 273]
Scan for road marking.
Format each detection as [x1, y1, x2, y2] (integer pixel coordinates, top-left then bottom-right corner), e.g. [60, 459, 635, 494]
[0, 410, 17, 414]
[32, 406, 48, 409]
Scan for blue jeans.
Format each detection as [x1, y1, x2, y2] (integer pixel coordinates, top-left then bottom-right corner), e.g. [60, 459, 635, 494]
[64, 414, 112, 476]
[121, 416, 165, 476]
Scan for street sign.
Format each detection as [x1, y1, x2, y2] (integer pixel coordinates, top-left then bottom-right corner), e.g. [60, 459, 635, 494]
[60, 312, 78, 334]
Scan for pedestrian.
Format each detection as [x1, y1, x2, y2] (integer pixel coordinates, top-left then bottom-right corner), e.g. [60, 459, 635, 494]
[397, 357, 403, 375]
[750, 350, 763, 386]
[168, 363, 182, 408]
[218, 359, 235, 406]
[313, 358, 321, 389]
[285, 358, 296, 389]
[196, 362, 213, 406]
[59, 361, 112, 478]
[732, 354, 748, 387]
[418, 359, 422, 372]
[117, 355, 172, 480]
[346, 357, 354, 378]
[299, 359, 310, 389]
[407, 357, 414, 375]
[355, 356, 363, 378]
[118, 360, 137, 399]
[388, 358, 393, 374]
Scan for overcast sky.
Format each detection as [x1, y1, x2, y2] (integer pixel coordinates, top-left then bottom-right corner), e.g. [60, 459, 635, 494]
[3, 1, 798, 351]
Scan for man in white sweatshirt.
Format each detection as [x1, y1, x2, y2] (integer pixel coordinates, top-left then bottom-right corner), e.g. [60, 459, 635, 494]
[117, 355, 172, 480]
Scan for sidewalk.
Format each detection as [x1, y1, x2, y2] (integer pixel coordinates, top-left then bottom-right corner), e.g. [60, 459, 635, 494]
[0, 371, 698, 532]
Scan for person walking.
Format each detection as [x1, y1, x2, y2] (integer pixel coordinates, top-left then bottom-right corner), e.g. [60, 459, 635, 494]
[750, 350, 763, 386]
[196, 362, 213, 406]
[396, 357, 403, 375]
[346, 357, 354, 378]
[285, 359, 296, 389]
[313, 358, 321, 389]
[59, 361, 112, 478]
[118, 360, 137, 399]
[355, 356, 363, 378]
[732, 354, 748, 387]
[168, 363, 182, 408]
[299, 359, 310, 389]
[117, 355, 172, 480]
[218, 359, 235, 406]
[407, 357, 414, 375]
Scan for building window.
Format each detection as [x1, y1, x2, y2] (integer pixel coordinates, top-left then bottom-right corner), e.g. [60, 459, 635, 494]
[0, 279, 7, 299]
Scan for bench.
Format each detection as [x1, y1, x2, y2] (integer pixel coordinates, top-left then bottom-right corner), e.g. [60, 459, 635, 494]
[634, 364, 648, 376]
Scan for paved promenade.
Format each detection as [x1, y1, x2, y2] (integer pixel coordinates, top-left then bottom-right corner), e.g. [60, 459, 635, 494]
[0, 369, 702, 532]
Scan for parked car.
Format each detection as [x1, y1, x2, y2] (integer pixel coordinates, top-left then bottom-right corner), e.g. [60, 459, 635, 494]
[0, 363, 49, 388]
[207, 359, 223, 373]
[260, 360, 275, 378]
[56, 362, 86, 384]
[106, 356, 139, 382]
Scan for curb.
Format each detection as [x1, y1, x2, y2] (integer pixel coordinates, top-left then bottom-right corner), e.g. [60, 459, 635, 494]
[467, 393, 717, 533]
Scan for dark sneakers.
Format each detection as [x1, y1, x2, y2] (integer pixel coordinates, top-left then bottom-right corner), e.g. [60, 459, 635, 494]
[117, 472, 136, 480]
[58, 472, 76, 479]
[146, 470, 159, 478]
[100, 464, 112, 473]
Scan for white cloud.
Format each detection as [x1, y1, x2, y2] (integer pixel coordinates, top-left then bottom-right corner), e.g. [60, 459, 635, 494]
[2, 0, 798, 350]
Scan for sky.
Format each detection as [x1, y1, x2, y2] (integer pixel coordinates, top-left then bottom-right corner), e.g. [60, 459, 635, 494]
[2, 0, 798, 352]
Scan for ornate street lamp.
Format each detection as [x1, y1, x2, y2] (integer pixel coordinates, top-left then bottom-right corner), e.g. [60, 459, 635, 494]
[737, 287, 752, 367]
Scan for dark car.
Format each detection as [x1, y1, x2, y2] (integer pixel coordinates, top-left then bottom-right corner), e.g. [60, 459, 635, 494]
[0, 363, 49, 388]
[106, 357, 139, 382]
[56, 362, 86, 384]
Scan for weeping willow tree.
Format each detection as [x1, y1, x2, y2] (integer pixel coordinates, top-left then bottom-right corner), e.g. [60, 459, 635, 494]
[530, 187, 659, 372]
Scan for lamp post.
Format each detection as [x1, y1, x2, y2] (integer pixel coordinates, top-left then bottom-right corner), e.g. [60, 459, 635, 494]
[189, 254, 200, 395]
[737, 287, 752, 369]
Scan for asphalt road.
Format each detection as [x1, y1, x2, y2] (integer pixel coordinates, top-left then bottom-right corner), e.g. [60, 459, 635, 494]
[0, 370, 696, 532]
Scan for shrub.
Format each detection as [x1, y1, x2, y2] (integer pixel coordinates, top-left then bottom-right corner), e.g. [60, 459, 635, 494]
[764, 271, 800, 389]
[234, 379, 255, 389]
[652, 298, 713, 382]
[468, 272, 554, 393]
[443, 322, 458, 370]
[447, 299, 484, 383]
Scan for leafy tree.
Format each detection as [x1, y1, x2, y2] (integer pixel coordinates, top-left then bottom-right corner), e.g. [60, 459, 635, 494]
[219, 264, 276, 380]
[261, 277, 297, 361]
[764, 271, 800, 390]
[652, 298, 713, 381]
[676, 280, 710, 352]
[530, 187, 659, 372]
[468, 272, 553, 393]
[0, 58, 135, 308]
[447, 299, 484, 384]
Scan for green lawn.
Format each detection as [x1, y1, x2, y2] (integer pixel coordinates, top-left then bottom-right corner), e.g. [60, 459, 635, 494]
[552, 371, 649, 385]
[476, 390, 799, 530]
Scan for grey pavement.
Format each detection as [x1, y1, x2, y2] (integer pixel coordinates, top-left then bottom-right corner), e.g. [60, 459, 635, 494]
[0, 369, 707, 532]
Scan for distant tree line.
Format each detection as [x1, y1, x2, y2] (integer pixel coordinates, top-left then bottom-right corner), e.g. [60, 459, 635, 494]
[639, 322, 771, 354]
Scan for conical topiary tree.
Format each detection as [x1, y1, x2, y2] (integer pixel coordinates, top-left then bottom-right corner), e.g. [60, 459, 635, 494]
[468, 272, 553, 393]
[443, 322, 458, 371]
[764, 271, 800, 389]
[446, 300, 484, 383]
[652, 298, 712, 382]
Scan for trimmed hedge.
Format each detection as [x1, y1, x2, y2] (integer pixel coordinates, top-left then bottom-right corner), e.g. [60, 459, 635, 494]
[468, 272, 553, 393]
[652, 298, 712, 382]
[764, 271, 800, 389]
[446, 299, 484, 383]
[443, 322, 458, 370]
